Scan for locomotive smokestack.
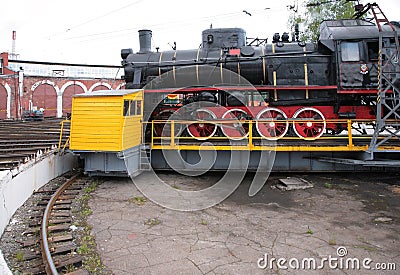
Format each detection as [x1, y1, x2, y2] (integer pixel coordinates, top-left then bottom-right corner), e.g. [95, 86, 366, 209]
[138, 29, 152, 53]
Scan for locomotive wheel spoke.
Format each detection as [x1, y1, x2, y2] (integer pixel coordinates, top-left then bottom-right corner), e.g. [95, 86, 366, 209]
[221, 109, 250, 140]
[292, 107, 326, 140]
[153, 109, 182, 137]
[256, 107, 288, 140]
[187, 109, 217, 140]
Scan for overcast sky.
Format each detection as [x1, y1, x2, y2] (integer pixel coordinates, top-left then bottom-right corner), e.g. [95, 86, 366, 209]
[1, 0, 398, 65]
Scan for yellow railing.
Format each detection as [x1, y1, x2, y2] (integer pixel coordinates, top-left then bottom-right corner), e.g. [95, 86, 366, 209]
[58, 120, 71, 153]
[147, 118, 400, 152]
[60, 116, 400, 153]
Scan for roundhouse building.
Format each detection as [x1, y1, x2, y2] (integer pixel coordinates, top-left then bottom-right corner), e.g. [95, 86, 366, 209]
[0, 52, 125, 119]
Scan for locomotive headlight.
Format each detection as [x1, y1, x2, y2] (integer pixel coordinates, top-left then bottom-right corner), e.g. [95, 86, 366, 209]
[121, 48, 133, 60]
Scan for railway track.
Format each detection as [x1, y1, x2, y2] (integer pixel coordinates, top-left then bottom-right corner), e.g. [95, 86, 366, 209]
[40, 173, 87, 275]
[2, 172, 91, 274]
[0, 118, 68, 170]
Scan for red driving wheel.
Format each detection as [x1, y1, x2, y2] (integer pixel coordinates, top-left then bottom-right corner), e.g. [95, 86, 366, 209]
[256, 107, 288, 140]
[153, 109, 182, 137]
[187, 109, 217, 140]
[221, 108, 250, 140]
[292, 107, 326, 140]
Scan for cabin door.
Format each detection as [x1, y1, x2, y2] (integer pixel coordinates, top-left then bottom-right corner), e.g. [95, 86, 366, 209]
[338, 40, 378, 90]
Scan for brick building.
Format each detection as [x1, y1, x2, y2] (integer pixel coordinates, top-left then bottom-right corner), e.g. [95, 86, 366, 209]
[0, 52, 125, 119]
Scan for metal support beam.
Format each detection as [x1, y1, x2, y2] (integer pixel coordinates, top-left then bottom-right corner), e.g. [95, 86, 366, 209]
[368, 4, 400, 159]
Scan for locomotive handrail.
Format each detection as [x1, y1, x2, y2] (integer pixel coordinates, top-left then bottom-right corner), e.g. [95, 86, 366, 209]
[58, 119, 71, 153]
[147, 118, 400, 152]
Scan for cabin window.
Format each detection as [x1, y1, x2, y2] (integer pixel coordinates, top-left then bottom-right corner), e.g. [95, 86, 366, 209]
[341, 42, 360, 62]
[124, 100, 141, 116]
[367, 41, 379, 61]
[136, 101, 141, 115]
[123, 100, 129, 116]
[129, 101, 136, 116]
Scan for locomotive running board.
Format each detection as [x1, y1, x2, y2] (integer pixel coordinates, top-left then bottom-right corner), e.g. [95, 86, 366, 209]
[314, 156, 400, 167]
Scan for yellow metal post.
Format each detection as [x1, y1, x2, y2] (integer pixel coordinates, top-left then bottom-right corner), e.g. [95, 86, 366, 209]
[58, 120, 65, 150]
[304, 47, 309, 99]
[151, 121, 154, 148]
[347, 120, 353, 148]
[273, 71, 277, 101]
[62, 137, 70, 152]
[248, 120, 253, 150]
[171, 120, 175, 147]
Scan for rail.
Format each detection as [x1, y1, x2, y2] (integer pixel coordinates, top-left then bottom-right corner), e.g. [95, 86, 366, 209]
[40, 173, 80, 274]
[147, 118, 400, 152]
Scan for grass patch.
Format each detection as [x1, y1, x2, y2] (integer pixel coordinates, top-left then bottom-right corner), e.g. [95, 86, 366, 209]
[77, 243, 90, 254]
[306, 226, 313, 235]
[63, 264, 75, 273]
[145, 218, 161, 227]
[72, 179, 108, 273]
[324, 183, 333, 189]
[84, 182, 97, 194]
[129, 196, 147, 206]
[15, 251, 24, 262]
[80, 208, 93, 216]
[354, 245, 378, 252]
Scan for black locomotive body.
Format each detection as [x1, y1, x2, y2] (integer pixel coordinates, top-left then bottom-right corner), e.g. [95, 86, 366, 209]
[121, 19, 399, 140]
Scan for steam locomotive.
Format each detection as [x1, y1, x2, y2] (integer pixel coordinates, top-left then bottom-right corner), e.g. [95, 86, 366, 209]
[121, 18, 399, 140]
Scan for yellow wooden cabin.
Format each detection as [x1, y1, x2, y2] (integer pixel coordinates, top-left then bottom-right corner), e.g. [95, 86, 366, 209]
[70, 89, 143, 152]
[69, 89, 144, 176]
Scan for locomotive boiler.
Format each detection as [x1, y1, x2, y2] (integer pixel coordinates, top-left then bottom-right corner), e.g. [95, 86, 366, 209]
[121, 18, 399, 141]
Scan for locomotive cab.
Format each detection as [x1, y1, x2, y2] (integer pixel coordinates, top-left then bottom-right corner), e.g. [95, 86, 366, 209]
[319, 19, 392, 91]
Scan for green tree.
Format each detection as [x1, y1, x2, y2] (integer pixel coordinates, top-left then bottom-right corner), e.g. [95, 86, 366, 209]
[291, 0, 359, 42]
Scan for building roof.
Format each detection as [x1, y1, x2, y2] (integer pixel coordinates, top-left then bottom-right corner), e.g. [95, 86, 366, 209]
[73, 89, 142, 97]
[319, 19, 398, 41]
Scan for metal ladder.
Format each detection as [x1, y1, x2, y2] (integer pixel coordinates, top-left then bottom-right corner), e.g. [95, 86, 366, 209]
[367, 4, 400, 159]
[139, 145, 152, 171]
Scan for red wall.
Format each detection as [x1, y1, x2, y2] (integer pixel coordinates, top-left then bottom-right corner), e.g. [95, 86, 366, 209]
[0, 75, 125, 119]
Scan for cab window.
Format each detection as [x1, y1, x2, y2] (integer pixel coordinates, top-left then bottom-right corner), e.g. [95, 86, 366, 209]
[341, 42, 360, 62]
[367, 41, 379, 61]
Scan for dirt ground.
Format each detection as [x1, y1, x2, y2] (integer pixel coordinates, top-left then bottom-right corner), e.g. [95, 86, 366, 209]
[88, 172, 399, 274]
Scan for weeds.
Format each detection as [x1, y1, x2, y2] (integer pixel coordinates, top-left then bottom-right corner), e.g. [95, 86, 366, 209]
[73, 179, 108, 273]
[145, 218, 161, 227]
[15, 251, 24, 262]
[64, 264, 75, 273]
[324, 183, 333, 189]
[129, 196, 147, 206]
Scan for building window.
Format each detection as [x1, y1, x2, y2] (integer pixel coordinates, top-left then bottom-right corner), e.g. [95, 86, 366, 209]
[341, 42, 360, 62]
[52, 70, 65, 77]
[0, 58, 3, 74]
